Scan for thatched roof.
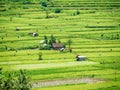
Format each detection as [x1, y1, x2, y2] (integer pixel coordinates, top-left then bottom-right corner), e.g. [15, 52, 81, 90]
[52, 43, 63, 48]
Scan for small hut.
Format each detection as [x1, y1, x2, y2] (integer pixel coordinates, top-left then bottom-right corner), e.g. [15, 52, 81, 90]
[16, 27, 20, 31]
[52, 43, 63, 50]
[76, 55, 86, 61]
[33, 32, 38, 37]
[28, 32, 38, 37]
[60, 48, 65, 52]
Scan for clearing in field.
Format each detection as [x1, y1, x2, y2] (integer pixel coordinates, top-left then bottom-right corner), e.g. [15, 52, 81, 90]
[32, 77, 107, 88]
[12, 61, 97, 70]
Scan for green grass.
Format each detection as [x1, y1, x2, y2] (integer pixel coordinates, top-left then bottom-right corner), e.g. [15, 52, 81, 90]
[0, 0, 120, 90]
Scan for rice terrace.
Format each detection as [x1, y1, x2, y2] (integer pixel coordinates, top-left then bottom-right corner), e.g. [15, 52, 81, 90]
[0, 0, 120, 90]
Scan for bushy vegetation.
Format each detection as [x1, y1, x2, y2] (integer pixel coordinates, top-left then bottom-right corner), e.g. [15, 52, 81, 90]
[38, 52, 42, 60]
[55, 8, 61, 13]
[41, 2, 47, 7]
[39, 35, 65, 50]
[0, 68, 31, 90]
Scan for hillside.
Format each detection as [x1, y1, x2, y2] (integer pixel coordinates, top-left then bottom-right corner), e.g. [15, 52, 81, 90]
[0, 0, 120, 90]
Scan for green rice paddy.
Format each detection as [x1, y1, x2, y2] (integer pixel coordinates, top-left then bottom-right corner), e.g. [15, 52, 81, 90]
[0, 0, 120, 89]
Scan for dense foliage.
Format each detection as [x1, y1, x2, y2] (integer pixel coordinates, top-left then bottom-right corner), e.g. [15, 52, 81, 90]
[0, 68, 31, 90]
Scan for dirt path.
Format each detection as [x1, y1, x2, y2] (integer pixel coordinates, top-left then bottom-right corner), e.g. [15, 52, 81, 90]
[32, 78, 107, 88]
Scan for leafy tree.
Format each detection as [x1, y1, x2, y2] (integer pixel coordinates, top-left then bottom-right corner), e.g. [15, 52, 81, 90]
[0, 68, 31, 90]
[55, 8, 61, 13]
[5, 45, 7, 50]
[44, 35, 48, 44]
[101, 34, 104, 39]
[41, 2, 47, 7]
[76, 10, 80, 15]
[116, 34, 119, 39]
[49, 35, 56, 46]
[17, 69, 31, 90]
[51, 35, 56, 43]
[1, 37, 3, 40]
[41, 2, 49, 18]
[38, 52, 43, 60]
[3, 73, 15, 90]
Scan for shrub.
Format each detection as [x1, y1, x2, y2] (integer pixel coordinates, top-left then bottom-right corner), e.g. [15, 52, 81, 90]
[89, 11, 95, 13]
[55, 8, 61, 13]
[38, 52, 43, 60]
[0, 68, 31, 90]
[41, 2, 47, 7]
[44, 35, 48, 44]
[76, 10, 80, 15]
[116, 34, 119, 39]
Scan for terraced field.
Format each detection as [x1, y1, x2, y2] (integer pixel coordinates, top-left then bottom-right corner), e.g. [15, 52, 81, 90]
[0, 0, 120, 90]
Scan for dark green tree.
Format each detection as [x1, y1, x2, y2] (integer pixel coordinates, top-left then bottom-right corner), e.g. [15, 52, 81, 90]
[0, 68, 31, 90]
[38, 52, 43, 60]
[41, 1, 47, 7]
[1, 37, 3, 40]
[16, 69, 31, 90]
[48, 35, 56, 47]
[41, 1, 49, 18]
[44, 35, 48, 44]
[5, 45, 7, 50]
[51, 35, 56, 43]
[116, 34, 119, 39]
[101, 34, 104, 39]
[55, 8, 61, 13]
[76, 10, 80, 15]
